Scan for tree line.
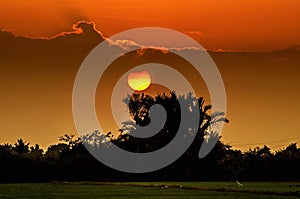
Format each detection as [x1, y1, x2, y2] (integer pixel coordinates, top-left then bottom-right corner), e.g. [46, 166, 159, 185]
[0, 92, 299, 182]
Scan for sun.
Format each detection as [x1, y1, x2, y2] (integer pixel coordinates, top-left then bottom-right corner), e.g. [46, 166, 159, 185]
[127, 70, 151, 91]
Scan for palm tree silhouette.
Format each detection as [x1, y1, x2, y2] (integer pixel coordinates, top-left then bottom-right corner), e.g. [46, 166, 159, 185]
[112, 91, 229, 156]
[14, 138, 30, 154]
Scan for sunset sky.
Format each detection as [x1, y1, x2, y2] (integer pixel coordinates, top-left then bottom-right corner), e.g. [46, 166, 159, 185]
[1, 0, 300, 51]
[1, 0, 300, 151]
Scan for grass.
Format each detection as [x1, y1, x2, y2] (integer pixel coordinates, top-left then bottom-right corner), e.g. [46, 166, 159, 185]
[0, 182, 299, 199]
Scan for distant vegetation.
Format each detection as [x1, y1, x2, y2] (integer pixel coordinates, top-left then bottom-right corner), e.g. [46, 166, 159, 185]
[0, 93, 299, 182]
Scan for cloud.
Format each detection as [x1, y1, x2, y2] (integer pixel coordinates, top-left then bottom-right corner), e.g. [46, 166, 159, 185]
[0, 21, 215, 54]
[44, 21, 203, 53]
[50, 21, 105, 40]
[210, 48, 242, 53]
[65, 21, 204, 53]
[184, 31, 203, 37]
[0, 29, 15, 40]
[0, 21, 105, 42]
[106, 40, 203, 54]
[272, 45, 300, 53]
[106, 38, 140, 50]
[1, 21, 295, 54]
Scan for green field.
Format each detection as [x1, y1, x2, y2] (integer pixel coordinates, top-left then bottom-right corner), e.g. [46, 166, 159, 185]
[0, 182, 299, 199]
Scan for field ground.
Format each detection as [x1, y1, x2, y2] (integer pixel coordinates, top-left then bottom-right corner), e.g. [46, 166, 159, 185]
[0, 182, 299, 199]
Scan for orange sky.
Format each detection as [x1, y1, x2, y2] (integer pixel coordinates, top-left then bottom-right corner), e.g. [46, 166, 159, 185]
[1, 1, 300, 151]
[0, 0, 300, 51]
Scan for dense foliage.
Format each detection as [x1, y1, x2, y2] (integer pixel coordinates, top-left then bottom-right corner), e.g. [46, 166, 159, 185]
[0, 93, 299, 182]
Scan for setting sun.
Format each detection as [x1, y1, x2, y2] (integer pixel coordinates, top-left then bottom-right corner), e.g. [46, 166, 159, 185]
[127, 71, 151, 91]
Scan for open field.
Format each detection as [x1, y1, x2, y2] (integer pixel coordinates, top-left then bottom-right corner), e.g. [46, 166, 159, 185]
[0, 182, 299, 199]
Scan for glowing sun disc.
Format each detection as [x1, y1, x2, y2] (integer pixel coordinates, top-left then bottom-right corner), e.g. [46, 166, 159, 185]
[128, 70, 151, 91]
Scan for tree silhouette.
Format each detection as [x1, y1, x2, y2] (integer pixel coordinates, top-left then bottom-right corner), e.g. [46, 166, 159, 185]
[59, 134, 81, 149]
[28, 144, 44, 161]
[14, 138, 30, 154]
[1, 137, 300, 182]
[111, 92, 229, 157]
[111, 92, 182, 153]
[1, 93, 300, 182]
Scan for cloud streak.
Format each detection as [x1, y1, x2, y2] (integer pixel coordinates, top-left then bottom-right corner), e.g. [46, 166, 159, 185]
[2, 21, 294, 53]
[1, 21, 203, 53]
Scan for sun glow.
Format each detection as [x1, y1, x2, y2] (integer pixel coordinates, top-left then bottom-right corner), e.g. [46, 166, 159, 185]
[127, 70, 151, 91]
